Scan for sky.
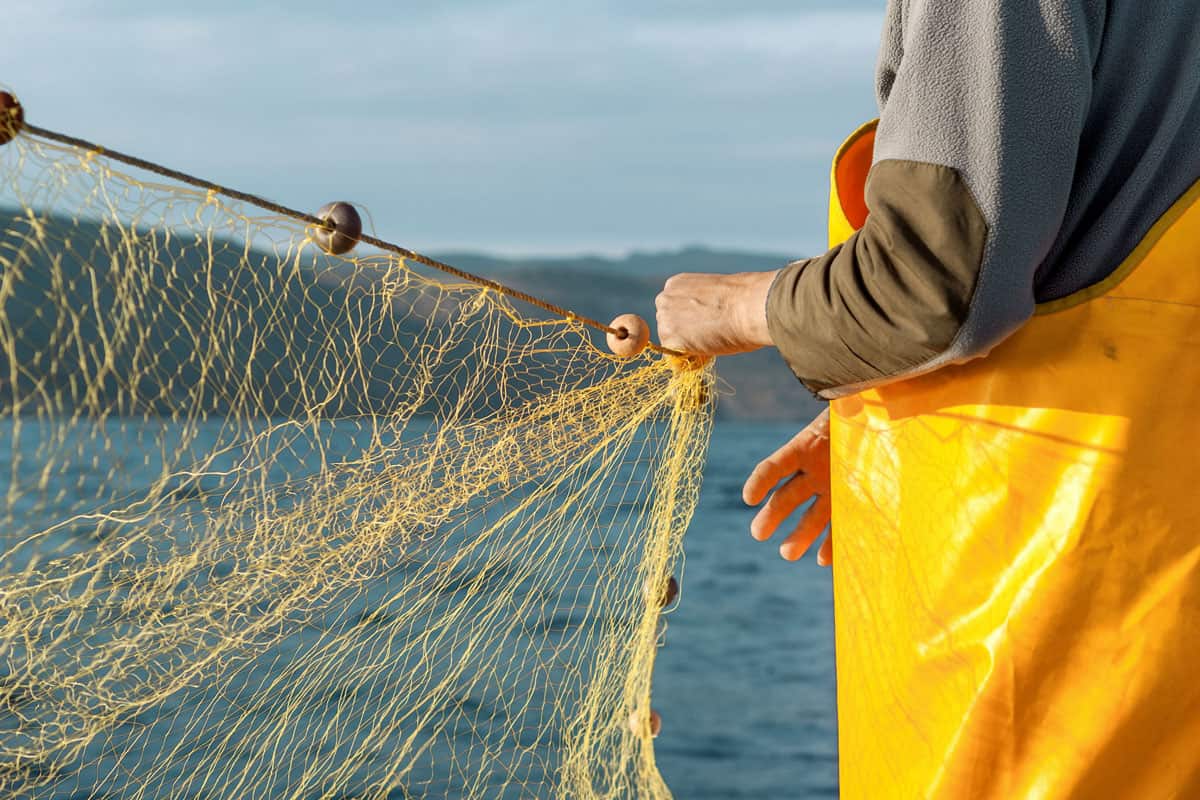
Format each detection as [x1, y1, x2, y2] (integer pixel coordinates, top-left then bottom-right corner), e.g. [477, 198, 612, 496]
[3, 0, 885, 257]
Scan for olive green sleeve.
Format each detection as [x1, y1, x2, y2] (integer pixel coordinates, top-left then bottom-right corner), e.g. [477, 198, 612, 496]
[766, 159, 988, 397]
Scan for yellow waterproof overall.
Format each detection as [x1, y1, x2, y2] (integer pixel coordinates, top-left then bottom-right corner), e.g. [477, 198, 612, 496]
[828, 121, 1200, 798]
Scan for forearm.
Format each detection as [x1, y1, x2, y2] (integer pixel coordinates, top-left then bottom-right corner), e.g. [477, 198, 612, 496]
[767, 159, 987, 396]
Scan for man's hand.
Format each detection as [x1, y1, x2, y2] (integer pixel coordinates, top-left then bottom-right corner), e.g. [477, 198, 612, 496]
[655, 270, 779, 356]
[742, 409, 833, 565]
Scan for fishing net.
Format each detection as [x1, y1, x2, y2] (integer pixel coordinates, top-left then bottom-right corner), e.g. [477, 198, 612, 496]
[0, 98, 714, 799]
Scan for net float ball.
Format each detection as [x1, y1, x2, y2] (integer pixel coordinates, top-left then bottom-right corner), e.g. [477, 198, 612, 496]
[661, 575, 679, 607]
[606, 314, 650, 357]
[0, 92, 24, 146]
[644, 575, 679, 608]
[628, 708, 663, 738]
[313, 201, 362, 256]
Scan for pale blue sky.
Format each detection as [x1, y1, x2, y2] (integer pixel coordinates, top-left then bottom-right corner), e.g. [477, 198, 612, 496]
[4, 1, 885, 257]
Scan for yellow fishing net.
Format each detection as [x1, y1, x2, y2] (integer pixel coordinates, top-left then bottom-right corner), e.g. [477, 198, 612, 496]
[0, 101, 714, 798]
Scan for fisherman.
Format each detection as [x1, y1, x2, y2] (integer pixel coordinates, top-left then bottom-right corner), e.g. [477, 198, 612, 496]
[655, 1, 1200, 796]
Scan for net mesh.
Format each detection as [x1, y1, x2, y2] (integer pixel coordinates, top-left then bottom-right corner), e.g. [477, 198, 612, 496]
[0, 124, 713, 799]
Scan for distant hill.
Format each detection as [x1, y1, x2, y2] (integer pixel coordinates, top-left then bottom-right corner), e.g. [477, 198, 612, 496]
[0, 207, 821, 422]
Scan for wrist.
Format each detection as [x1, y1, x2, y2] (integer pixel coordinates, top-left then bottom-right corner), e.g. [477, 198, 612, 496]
[737, 270, 779, 347]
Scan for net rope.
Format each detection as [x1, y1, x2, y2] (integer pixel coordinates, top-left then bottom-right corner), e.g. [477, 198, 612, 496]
[0, 104, 714, 799]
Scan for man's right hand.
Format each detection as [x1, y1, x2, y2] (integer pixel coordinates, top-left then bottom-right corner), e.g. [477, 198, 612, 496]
[742, 409, 833, 565]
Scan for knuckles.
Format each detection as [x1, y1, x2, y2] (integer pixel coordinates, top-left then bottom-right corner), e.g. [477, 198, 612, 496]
[661, 272, 703, 293]
[662, 273, 687, 291]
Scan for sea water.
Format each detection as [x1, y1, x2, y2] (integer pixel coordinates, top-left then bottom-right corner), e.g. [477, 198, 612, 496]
[0, 419, 837, 799]
[655, 421, 838, 799]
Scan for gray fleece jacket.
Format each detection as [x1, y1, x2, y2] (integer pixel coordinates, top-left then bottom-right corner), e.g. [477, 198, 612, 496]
[766, 0, 1200, 397]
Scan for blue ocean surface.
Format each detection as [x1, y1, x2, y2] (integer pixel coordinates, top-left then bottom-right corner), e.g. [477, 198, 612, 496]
[655, 421, 838, 800]
[0, 418, 836, 799]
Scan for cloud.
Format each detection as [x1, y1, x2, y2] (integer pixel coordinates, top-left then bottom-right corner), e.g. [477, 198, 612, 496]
[3, 1, 885, 255]
[630, 12, 884, 57]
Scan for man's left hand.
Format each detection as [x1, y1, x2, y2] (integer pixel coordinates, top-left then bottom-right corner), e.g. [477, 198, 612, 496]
[743, 409, 833, 565]
[655, 270, 780, 355]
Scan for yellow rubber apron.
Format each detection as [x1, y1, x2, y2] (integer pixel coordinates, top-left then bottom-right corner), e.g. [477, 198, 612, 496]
[828, 121, 1200, 798]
